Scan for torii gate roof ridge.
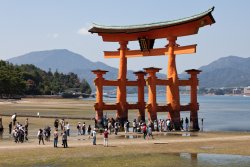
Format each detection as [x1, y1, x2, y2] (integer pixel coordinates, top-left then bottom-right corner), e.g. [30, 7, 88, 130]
[89, 7, 215, 34]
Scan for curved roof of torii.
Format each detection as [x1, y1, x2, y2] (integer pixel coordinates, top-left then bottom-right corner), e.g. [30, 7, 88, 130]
[89, 7, 215, 34]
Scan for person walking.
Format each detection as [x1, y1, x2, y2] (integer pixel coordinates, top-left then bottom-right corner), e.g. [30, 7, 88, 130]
[37, 129, 44, 145]
[103, 129, 109, 147]
[53, 128, 59, 147]
[62, 131, 68, 148]
[92, 128, 97, 145]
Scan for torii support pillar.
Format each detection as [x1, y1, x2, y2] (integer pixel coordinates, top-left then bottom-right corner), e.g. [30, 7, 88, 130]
[92, 69, 108, 127]
[134, 71, 147, 122]
[116, 41, 129, 123]
[144, 67, 161, 123]
[167, 37, 181, 130]
[186, 69, 201, 131]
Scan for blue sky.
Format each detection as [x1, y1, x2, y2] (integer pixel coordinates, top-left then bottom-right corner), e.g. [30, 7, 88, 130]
[0, 1, 249, 74]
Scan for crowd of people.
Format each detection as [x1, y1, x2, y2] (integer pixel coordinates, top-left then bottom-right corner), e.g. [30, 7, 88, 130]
[9, 114, 29, 143]
[7, 113, 194, 148]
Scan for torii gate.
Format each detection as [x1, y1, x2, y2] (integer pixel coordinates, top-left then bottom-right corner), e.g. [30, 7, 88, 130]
[89, 7, 215, 131]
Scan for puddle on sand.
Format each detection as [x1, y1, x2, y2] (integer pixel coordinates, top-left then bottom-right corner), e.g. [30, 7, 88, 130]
[177, 152, 250, 167]
[116, 132, 197, 139]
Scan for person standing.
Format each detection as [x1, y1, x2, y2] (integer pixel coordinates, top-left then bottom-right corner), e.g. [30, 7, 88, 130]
[103, 129, 109, 147]
[65, 122, 70, 136]
[87, 125, 91, 137]
[133, 119, 137, 132]
[124, 121, 128, 133]
[126, 120, 130, 133]
[11, 113, 17, 126]
[62, 131, 68, 148]
[77, 122, 81, 135]
[114, 121, 119, 135]
[53, 128, 59, 148]
[37, 129, 45, 145]
[60, 119, 65, 131]
[180, 118, 184, 130]
[147, 125, 154, 140]
[82, 122, 86, 135]
[185, 117, 189, 131]
[108, 121, 112, 134]
[24, 118, 29, 140]
[54, 119, 59, 129]
[92, 128, 97, 145]
[166, 119, 171, 131]
[9, 122, 12, 135]
[142, 123, 147, 140]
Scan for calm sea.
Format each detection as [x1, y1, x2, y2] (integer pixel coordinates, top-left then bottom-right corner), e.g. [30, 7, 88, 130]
[102, 94, 250, 132]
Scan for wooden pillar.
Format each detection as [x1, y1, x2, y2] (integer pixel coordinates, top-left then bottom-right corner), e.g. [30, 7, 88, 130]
[166, 37, 181, 130]
[144, 67, 161, 122]
[116, 41, 128, 123]
[186, 69, 201, 131]
[92, 69, 108, 127]
[134, 71, 146, 122]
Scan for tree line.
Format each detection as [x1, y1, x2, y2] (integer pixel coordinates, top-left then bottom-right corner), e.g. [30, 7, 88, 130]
[0, 60, 91, 98]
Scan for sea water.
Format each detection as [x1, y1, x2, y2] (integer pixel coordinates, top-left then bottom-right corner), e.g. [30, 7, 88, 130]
[103, 94, 250, 132]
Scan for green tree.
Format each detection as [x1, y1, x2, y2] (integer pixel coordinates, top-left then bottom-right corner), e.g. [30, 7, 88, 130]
[80, 79, 92, 94]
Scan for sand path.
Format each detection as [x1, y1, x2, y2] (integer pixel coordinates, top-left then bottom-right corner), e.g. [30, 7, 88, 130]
[1, 133, 249, 150]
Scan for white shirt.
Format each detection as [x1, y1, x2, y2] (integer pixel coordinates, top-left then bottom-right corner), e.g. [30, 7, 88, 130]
[92, 130, 96, 137]
[11, 114, 16, 120]
[65, 124, 70, 130]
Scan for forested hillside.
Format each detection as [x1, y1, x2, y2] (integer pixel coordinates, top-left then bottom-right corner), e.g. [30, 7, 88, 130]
[0, 60, 91, 98]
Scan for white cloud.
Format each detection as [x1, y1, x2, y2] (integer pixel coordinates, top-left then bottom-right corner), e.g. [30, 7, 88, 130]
[77, 27, 90, 36]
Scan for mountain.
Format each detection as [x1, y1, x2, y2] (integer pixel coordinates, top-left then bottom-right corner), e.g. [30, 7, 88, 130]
[7, 49, 166, 89]
[180, 56, 250, 88]
[9, 50, 249, 88]
[198, 56, 250, 88]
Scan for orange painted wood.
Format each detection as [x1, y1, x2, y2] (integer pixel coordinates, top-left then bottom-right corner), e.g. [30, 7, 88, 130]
[104, 45, 196, 58]
[99, 17, 213, 42]
[178, 80, 191, 86]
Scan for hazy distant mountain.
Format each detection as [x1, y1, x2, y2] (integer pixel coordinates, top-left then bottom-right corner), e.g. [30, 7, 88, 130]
[7, 49, 165, 89]
[198, 56, 250, 88]
[180, 56, 250, 88]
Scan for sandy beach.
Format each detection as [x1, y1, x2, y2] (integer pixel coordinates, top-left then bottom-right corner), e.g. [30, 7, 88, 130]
[1, 98, 250, 167]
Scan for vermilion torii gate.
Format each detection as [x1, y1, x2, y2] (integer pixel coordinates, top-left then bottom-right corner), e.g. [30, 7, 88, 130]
[89, 7, 215, 131]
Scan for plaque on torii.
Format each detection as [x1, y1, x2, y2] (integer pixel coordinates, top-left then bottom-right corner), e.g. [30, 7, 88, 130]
[89, 7, 215, 131]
